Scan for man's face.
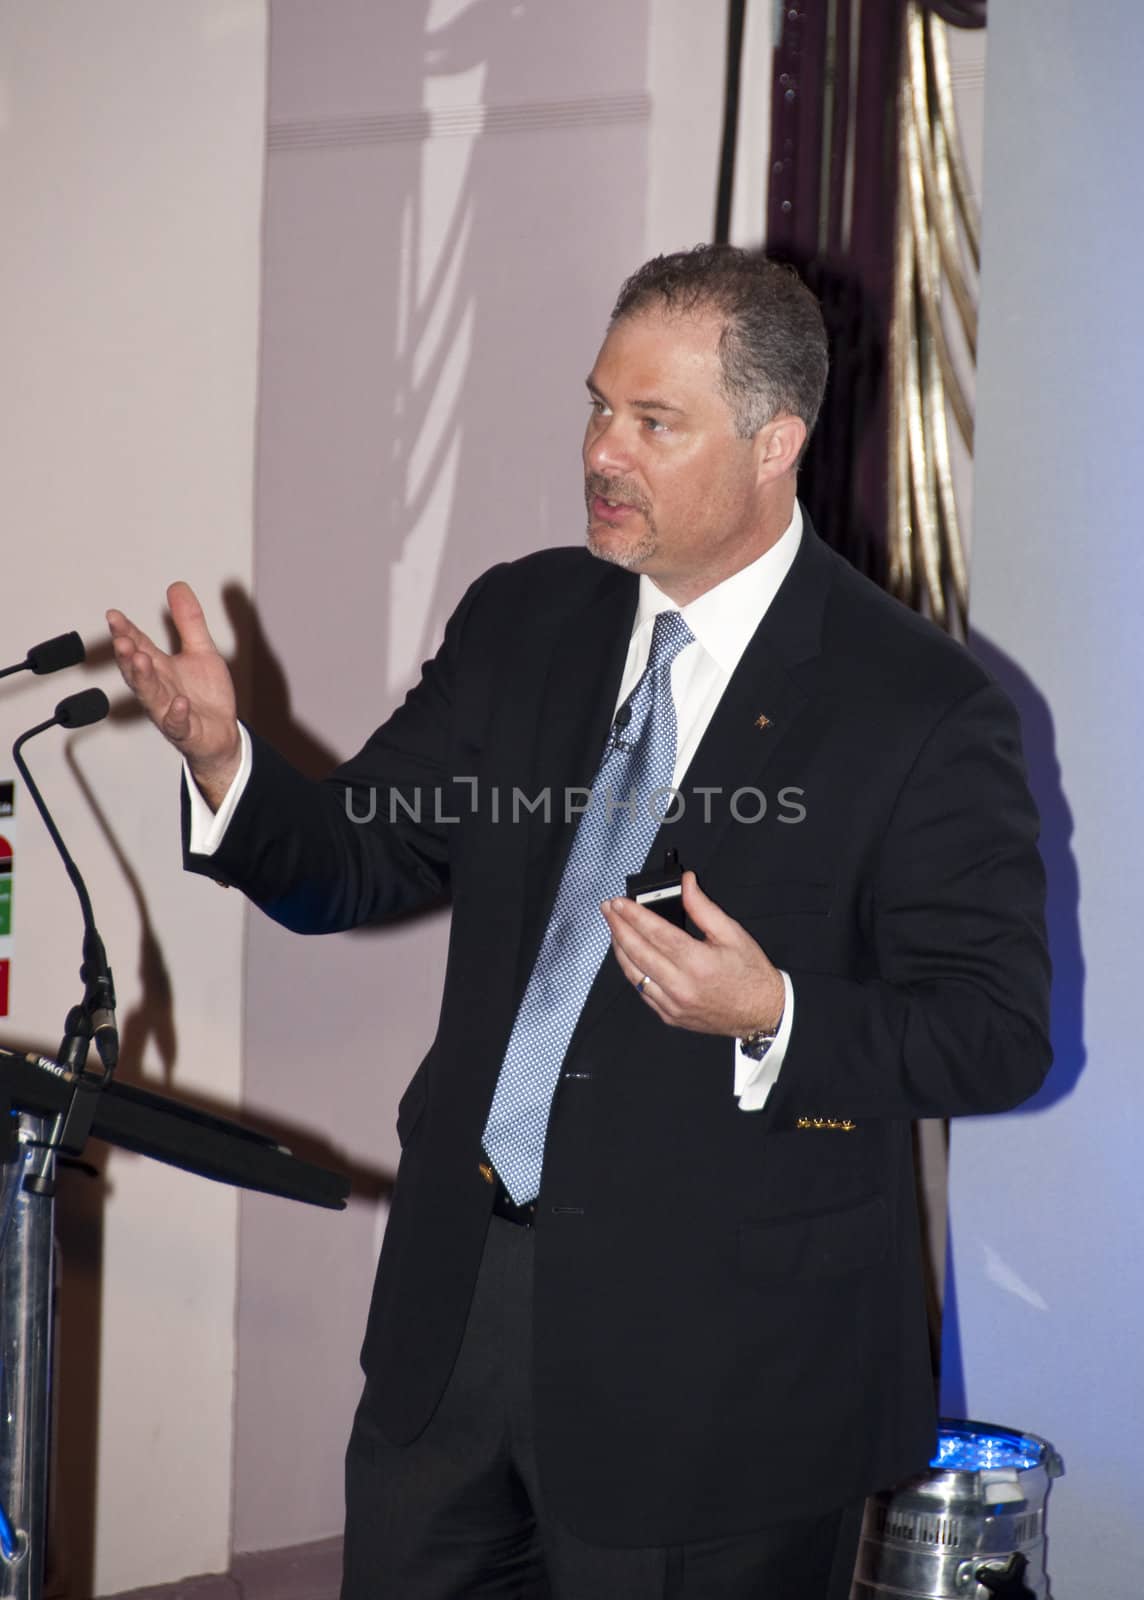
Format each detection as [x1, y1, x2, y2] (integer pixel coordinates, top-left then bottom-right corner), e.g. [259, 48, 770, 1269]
[583, 304, 764, 601]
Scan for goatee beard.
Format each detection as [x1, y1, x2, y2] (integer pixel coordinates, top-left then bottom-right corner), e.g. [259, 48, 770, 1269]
[586, 523, 658, 571]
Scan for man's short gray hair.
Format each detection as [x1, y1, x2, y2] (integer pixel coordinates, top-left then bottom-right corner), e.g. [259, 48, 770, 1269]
[611, 245, 828, 447]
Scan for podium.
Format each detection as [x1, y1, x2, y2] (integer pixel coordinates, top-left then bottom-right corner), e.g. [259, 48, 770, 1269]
[0, 1046, 349, 1599]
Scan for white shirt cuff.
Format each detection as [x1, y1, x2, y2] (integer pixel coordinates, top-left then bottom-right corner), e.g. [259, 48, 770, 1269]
[184, 724, 253, 856]
[733, 969, 794, 1112]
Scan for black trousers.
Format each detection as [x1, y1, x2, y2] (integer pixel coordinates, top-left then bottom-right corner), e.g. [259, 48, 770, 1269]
[343, 1217, 864, 1599]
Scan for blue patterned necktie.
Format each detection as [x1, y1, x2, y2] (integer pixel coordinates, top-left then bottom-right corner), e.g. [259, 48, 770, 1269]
[482, 609, 695, 1203]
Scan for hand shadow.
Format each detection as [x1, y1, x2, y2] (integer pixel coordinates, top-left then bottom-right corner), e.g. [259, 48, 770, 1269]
[86, 579, 342, 779]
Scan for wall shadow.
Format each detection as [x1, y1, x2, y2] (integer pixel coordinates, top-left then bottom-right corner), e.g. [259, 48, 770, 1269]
[13, 0, 660, 1573]
[940, 628, 1084, 1418]
[35, 655, 373, 1594]
[223, 582, 340, 781]
[967, 629, 1085, 1109]
[231, 0, 656, 1548]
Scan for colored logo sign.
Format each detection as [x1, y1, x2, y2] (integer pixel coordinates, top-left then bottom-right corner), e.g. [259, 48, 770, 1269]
[0, 834, 10, 938]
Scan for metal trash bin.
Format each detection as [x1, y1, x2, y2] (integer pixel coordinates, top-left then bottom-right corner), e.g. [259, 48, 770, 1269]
[851, 1420, 1063, 1598]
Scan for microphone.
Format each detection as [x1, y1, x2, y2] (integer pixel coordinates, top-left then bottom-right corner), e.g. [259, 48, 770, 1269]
[609, 701, 634, 753]
[12, 689, 119, 1073]
[56, 688, 110, 729]
[0, 630, 85, 682]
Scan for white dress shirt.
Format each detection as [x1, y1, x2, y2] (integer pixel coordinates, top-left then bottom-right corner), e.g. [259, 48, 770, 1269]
[187, 503, 803, 1112]
[610, 505, 801, 1110]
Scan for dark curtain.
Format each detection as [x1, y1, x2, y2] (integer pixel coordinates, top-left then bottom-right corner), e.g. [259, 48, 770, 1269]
[747, 0, 987, 1369]
[714, 0, 985, 581]
[766, 1, 904, 584]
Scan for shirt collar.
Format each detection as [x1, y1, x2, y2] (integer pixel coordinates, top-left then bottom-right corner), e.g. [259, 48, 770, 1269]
[632, 502, 803, 675]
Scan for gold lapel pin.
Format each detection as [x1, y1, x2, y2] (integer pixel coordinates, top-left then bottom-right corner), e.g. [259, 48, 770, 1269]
[755, 714, 772, 731]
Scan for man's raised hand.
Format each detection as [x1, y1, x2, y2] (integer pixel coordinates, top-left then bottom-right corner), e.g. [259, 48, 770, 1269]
[107, 582, 242, 810]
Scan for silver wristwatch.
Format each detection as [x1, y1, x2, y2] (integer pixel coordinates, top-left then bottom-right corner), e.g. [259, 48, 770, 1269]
[738, 1023, 781, 1061]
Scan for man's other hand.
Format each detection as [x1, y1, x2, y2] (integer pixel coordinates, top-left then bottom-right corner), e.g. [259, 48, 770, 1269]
[602, 871, 785, 1037]
[107, 582, 241, 811]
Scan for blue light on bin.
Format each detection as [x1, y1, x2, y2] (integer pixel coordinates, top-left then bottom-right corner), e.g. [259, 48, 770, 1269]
[930, 1423, 1043, 1473]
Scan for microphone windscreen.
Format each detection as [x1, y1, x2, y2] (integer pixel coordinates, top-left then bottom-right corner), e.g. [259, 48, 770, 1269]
[27, 632, 85, 674]
[55, 689, 110, 729]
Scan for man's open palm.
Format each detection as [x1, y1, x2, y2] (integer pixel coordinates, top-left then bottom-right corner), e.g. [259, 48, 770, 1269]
[107, 582, 242, 805]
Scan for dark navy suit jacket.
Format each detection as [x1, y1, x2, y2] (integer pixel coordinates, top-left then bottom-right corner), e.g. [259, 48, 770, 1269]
[186, 522, 1051, 1544]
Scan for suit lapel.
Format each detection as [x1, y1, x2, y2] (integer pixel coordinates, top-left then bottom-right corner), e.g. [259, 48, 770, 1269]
[514, 563, 639, 982]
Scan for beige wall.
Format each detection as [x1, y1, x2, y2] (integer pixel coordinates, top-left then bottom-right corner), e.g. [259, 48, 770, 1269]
[0, 1, 266, 1593]
[946, 5, 1144, 1593]
[646, 0, 729, 254]
[234, 0, 678, 1554]
[4, 0, 736, 1585]
[230, 0, 735, 1558]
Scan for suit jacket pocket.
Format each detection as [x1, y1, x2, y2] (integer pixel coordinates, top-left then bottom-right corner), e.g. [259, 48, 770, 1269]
[737, 878, 834, 917]
[738, 1193, 887, 1280]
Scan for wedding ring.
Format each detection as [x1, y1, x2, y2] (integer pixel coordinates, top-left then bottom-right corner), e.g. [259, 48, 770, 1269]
[636, 974, 651, 995]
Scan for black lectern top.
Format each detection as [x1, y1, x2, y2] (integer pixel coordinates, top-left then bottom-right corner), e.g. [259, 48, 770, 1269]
[0, 1048, 349, 1210]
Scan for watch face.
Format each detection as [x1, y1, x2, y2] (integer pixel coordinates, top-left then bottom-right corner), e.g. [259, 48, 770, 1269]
[740, 1034, 775, 1061]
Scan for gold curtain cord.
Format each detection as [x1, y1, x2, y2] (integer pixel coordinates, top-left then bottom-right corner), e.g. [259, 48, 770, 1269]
[906, 8, 979, 358]
[887, 176, 914, 603]
[903, 110, 975, 451]
[924, 317, 970, 615]
[929, 15, 981, 268]
[888, 0, 979, 635]
[901, 202, 948, 630]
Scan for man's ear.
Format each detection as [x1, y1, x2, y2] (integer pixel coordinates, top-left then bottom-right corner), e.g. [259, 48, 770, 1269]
[753, 414, 807, 484]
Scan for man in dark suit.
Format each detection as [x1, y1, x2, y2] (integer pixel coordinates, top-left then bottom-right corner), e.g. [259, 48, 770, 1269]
[109, 247, 1050, 1598]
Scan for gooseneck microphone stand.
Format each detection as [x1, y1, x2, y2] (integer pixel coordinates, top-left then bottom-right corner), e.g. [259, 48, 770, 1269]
[13, 690, 119, 1179]
[0, 670, 348, 1598]
[0, 639, 100, 1587]
[2, 688, 114, 1597]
